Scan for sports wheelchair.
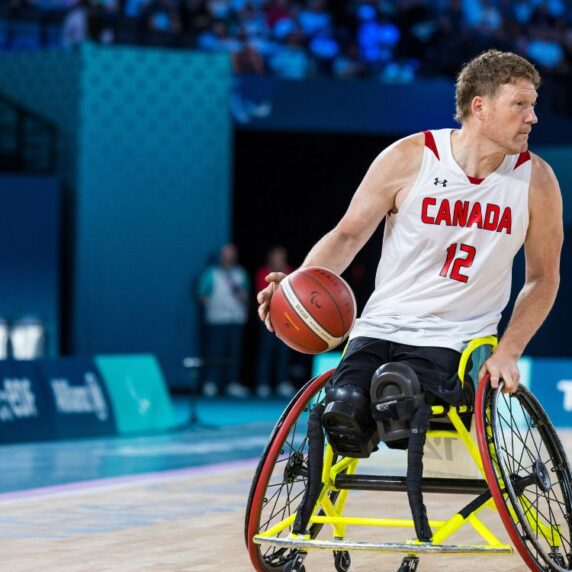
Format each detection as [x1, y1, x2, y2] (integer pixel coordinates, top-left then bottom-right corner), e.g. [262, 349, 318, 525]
[245, 337, 572, 571]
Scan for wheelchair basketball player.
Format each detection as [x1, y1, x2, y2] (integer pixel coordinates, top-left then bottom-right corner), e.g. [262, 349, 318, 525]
[258, 49, 562, 449]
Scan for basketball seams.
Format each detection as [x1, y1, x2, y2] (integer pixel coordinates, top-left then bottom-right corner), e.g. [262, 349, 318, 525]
[280, 278, 343, 348]
[299, 268, 351, 334]
[277, 280, 329, 353]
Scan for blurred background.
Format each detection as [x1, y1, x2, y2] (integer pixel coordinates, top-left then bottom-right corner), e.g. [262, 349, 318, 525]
[0, 0, 571, 447]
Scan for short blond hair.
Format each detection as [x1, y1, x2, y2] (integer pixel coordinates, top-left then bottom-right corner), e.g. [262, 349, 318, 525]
[455, 50, 541, 123]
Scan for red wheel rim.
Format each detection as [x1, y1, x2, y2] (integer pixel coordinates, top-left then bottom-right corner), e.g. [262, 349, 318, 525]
[474, 376, 543, 571]
[246, 370, 333, 572]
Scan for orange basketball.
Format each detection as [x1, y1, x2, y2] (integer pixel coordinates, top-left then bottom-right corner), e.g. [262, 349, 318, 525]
[269, 266, 357, 354]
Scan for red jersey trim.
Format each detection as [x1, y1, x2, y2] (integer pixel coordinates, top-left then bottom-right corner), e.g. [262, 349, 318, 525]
[514, 151, 531, 170]
[467, 175, 484, 185]
[424, 131, 440, 161]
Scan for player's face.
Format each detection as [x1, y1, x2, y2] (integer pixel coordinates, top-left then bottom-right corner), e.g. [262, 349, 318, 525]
[483, 79, 538, 154]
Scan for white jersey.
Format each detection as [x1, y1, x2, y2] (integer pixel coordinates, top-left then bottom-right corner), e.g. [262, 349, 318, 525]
[351, 128, 531, 351]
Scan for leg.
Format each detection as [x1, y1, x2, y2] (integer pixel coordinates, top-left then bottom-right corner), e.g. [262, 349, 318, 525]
[255, 323, 275, 395]
[204, 324, 226, 394]
[275, 340, 295, 397]
[226, 323, 248, 396]
[321, 337, 391, 458]
[390, 343, 462, 405]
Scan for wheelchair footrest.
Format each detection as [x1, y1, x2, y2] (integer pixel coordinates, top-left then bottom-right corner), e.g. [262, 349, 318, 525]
[253, 535, 513, 555]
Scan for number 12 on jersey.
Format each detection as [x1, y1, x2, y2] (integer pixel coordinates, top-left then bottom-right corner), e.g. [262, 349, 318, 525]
[440, 243, 476, 283]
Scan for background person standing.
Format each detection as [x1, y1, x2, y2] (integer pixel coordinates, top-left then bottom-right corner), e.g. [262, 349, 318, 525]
[198, 243, 250, 397]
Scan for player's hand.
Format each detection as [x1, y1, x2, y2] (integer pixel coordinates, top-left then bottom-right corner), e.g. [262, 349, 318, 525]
[478, 350, 520, 394]
[257, 272, 287, 332]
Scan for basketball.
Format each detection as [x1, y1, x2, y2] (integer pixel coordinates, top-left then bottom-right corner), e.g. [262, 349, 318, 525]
[269, 266, 357, 354]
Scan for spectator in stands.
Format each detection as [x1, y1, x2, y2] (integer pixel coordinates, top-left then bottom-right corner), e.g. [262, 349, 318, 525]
[269, 31, 314, 79]
[145, 0, 180, 35]
[62, 0, 89, 47]
[332, 42, 369, 79]
[255, 246, 295, 398]
[265, 0, 291, 29]
[197, 19, 241, 54]
[356, 4, 400, 71]
[198, 243, 250, 398]
[3, 0, 572, 111]
[526, 23, 565, 71]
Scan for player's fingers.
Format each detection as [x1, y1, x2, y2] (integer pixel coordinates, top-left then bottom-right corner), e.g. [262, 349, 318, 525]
[257, 290, 267, 304]
[258, 302, 268, 321]
[503, 369, 520, 394]
[488, 366, 500, 389]
[257, 283, 274, 305]
[477, 363, 487, 381]
[265, 272, 283, 284]
[501, 371, 514, 394]
[265, 314, 274, 333]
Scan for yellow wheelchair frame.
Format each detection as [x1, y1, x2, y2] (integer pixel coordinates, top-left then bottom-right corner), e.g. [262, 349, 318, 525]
[246, 337, 572, 572]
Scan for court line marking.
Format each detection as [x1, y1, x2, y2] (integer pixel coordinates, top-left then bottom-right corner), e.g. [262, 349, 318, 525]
[0, 457, 260, 506]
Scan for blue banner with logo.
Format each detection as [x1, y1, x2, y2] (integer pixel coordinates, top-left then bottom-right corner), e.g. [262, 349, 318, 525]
[0, 361, 55, 443]
[530, 358, 572, 428]
[38, 358, 116, 438]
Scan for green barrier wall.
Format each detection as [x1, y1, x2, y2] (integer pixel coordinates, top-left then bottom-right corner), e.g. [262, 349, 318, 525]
[96, 354, 176, 433]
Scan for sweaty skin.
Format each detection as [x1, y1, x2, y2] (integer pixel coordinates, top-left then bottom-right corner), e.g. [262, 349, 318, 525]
[257, 80, 563, 393]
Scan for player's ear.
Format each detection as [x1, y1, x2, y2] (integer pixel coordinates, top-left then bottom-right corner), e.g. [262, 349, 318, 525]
[471, 96, 485, 120]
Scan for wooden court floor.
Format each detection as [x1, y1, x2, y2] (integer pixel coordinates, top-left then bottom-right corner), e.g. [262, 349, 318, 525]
[0, 430, 570, 571]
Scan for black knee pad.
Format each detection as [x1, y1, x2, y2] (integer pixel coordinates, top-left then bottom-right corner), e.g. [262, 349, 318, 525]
[322, 383, 379, 458]
[370, 363, 426, 444]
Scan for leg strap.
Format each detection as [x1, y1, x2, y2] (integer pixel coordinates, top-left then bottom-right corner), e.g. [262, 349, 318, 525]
[406, 400, 432, 542]
[292, 402, 325, 535]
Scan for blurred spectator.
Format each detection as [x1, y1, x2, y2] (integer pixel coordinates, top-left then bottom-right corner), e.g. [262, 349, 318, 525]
[197, 19, 241, 53]
[269, 31, 314, 78]
[62, 0, 89, 47]
[197, 243, 250, 398]
[527, 25, 565, 70]
[255, 246, 295, 398]
[2, 0, 572, 113]
[146, 0, 180, 34]
[357, 6, 400, 69]
[234, 38, 266, 74]
[333, 42, 369, 78]
[265, 0, 291, 29]
[298, 0, 331, 37]
[380, 57, 416, 83]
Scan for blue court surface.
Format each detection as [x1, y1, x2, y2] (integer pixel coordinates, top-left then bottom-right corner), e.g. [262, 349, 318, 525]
[0, 397, 287, 496]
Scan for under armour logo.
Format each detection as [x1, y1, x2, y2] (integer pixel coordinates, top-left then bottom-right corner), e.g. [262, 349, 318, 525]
[434, 178, 447, 187]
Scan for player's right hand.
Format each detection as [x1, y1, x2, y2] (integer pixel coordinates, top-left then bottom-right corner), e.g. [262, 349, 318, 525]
[257, 272, 287, 332]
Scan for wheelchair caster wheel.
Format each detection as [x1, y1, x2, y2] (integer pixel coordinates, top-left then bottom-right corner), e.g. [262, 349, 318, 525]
[333, 549, 351, 571]
[397, 555, 419, 572]
[284, 552, 307, 572]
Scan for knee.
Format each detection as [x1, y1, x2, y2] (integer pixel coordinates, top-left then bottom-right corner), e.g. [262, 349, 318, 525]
[322, 383, 379, 458]
[370, 362, 426, 444]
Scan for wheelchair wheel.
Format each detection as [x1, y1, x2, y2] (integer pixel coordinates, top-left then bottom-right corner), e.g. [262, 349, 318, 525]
[475, 377, 572, 571]
[245, 370, 335, 572]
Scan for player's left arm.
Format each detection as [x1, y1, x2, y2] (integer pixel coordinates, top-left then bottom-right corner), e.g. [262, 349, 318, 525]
[479, 154, 563, 392]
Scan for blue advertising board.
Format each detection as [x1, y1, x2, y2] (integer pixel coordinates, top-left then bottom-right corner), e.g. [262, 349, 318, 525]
[530, 358, 572, 428]
[0, 361, 55, 443]
[38, 358, 116, 438]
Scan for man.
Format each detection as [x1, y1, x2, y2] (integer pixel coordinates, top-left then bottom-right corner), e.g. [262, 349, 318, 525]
[198, 243, 250, 397]
[257, 50, 562, 406]
[255, 246, 295, 398]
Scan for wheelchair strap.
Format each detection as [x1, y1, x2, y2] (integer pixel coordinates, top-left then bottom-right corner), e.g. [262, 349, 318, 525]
[293, 402, 325, 535]
[406, 400, 432, 542]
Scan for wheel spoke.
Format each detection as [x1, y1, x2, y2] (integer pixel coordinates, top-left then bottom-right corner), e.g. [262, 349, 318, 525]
[479, 383, 572, 572]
